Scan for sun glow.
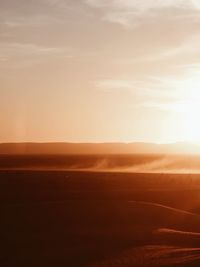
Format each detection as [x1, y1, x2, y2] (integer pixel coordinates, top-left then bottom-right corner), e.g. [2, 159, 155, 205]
[182, 103, 200, 142]
[171, 74, 200, 143]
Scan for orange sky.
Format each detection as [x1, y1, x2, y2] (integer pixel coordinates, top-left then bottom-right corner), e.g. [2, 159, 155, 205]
[1, 0, 200, 143]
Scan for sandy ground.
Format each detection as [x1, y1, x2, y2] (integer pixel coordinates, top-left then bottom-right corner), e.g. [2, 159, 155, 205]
[0, 169, 200, 266]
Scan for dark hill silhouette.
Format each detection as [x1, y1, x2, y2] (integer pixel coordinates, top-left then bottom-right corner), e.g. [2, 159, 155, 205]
[0, 142, 200, 155]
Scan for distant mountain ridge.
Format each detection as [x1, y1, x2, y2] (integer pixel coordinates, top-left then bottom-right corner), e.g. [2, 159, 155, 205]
[0, 142, 200, 155]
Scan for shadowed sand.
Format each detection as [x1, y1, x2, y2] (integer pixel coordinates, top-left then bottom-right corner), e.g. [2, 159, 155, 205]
[0, 166, 200, 266]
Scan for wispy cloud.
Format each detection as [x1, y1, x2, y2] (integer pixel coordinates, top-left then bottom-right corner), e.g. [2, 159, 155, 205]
[3, 15, 64, 28]
[142, 34, 200, 62]
[86, 0, 200, 11]
[85, 0, 200, 28]
[95, 65, 200, 112]
[0, 42, 72, 67]
[96, 78, 179, 101]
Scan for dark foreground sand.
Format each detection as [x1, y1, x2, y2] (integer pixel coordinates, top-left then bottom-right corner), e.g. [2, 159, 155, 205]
[0, 170, 200, 266]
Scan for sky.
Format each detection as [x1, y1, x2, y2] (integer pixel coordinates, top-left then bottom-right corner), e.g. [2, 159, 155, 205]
[1, 0, 200, 143]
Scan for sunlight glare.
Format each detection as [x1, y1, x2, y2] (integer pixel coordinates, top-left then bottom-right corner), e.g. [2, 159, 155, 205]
[173, 75, 200, 142]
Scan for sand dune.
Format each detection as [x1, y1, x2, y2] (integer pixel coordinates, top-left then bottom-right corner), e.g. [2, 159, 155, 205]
[129, 200, 200, 217]
[87, 246, 200, 267]
[156, 228, 200, 237]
